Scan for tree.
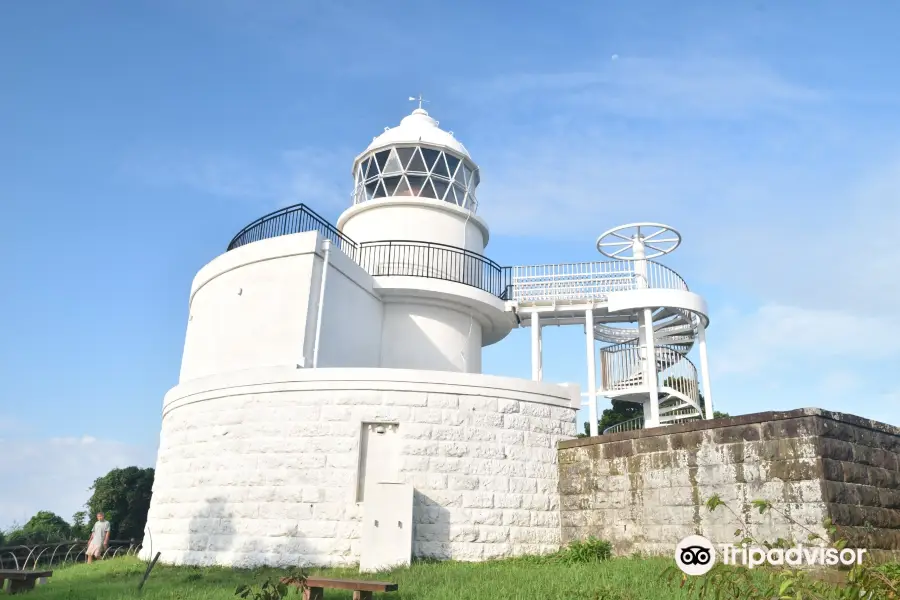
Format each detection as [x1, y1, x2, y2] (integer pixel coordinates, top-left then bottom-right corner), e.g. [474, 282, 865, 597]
[581, 376, 732, 436]
[85, 466, 154, 541]
[4, 511, 72, 545]
[581, 400, 642, 436]
[71, 511, 91, 539]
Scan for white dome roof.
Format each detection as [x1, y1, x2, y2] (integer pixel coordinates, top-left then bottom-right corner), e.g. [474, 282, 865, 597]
[363, 108, 471, 158]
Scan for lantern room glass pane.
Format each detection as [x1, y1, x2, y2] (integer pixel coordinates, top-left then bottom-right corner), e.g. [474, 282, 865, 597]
[419, 178, 437, 199]
[407, 175, 427, 196]
[396, 147, 415, 169]
[382, 175, 402, 195]
[374, 150, 390, 173]
[382, 150, 403, 175]
[453, 183, 466, 205]
[354, 148, 477, 211]
[431, 177, 449, 201]
[431, 153, 450, 177]
[446, 154, 461, 178]
[454, 163, 466, 185]
[394, 176, 412, 196]
[365, 179, 379, 200]
[421, 148, 440, 171]
[407, 149, 427, 173]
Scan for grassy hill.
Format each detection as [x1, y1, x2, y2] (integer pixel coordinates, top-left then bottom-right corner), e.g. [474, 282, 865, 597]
[13, 554, 698, 599]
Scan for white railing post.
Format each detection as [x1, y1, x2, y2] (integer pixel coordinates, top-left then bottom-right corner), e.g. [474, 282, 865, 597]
[698, 320, 714, 419]
[531, 311, 542, 381]
[586, 307, 598, 436]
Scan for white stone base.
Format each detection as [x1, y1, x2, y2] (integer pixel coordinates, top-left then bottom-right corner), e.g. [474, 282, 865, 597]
[140, 367, 579, 567]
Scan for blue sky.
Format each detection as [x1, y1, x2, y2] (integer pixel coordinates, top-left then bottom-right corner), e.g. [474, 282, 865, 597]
[2, 1, 899, 530]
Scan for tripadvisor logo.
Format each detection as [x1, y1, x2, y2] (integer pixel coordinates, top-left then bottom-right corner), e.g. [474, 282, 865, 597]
[675, 535, 716, 576]
[675, 535, 868, 575]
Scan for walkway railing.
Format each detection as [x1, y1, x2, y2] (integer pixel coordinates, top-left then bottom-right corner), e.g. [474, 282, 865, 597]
[0, 539, 142, 570]
[357, 241, 512, 299]
[223, 203, 691, 304]
[508, 259, 688, 303]
[226, 204, 357, 256]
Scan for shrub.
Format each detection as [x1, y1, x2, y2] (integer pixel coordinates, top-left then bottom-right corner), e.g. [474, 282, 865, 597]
[557, 537, 613, 564]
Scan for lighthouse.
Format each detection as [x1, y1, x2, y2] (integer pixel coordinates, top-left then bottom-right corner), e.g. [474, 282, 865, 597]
[142, 100, 714, 568]
[335, 104, 516, 374]
[141, 105, 582, 569]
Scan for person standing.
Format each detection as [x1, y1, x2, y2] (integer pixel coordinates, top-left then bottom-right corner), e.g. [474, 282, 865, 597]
[86, 512, 111, 564]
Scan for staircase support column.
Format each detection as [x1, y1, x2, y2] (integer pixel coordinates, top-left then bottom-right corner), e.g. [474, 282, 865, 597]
[641, 308, 660, 428]
[586, 308, 598, 437]
[531, 312, 542, 381]
[698, 321, 713, 419]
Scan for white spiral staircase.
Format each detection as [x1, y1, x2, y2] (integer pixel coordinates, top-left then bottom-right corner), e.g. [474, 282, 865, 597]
[507, 223, 713, 436]
[594, 309, 705, 434]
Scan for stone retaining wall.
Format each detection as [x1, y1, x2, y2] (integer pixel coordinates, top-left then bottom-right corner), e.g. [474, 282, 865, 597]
[558, 408, 900, 561]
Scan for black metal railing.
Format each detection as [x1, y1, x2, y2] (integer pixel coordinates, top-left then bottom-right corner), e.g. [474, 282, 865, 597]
[0, 539, 142, 570]
[226, 203, 357, 257]
[357, 240, 512, 299]
[224, 204, 513, 299]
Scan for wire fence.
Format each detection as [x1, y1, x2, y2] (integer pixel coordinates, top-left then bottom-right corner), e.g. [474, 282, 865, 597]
[0, 539, 142, 570]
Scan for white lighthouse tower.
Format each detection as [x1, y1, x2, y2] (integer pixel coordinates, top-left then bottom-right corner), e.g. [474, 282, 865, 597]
[142, 104, 581, 569]
[335, 102, 515, 374]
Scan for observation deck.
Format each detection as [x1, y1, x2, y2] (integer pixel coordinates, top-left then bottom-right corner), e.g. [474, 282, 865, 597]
[226, 203, 713, 435]
[226, 203, 692, 304]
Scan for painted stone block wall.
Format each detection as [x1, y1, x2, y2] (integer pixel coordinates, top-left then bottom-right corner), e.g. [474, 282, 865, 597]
[558, 408, 900, 560]
[142, 367, 579, 567]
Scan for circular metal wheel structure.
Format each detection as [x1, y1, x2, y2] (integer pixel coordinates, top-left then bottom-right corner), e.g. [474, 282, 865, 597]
[596, 222, 682, 260]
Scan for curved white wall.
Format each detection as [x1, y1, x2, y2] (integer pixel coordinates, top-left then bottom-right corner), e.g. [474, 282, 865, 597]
[180, 232, 383, 382]
[337, 199, 490, 253]
[141, 367, 580, 567]
[380, 302, 483, 373]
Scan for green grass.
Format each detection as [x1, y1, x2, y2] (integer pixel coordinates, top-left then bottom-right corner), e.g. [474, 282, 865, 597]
[9, 554, 708, 600]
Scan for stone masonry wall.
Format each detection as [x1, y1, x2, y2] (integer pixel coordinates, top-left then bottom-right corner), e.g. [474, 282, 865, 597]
[558, 408, 900, 560]
[143, 369, 578, 567]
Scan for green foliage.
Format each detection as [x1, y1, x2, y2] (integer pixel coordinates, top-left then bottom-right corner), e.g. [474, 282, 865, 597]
[664, 494, 900, 599]
[496, 537, 614, 568]
[234, 579, 289, 600]
[234, 569, 307, 600]
[71, 510, 91, 539]
[556, 537, 613, 564]
[583, 378, 730, 437]
[26, 554, 682, 599]
[4, 510, 72, 544]
[86, 466, 154, 540]
[584, 400, 642, 436]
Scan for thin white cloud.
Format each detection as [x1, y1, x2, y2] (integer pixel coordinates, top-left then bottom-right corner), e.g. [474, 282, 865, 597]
[712, 304, 900, 377]
[0, 436, 156, 532]
[122, 147, 352, 213]
[471, 56, 822, 120]
[707, 302, 899, 426]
